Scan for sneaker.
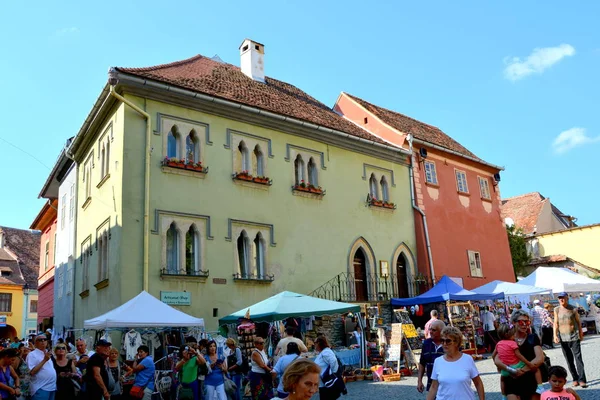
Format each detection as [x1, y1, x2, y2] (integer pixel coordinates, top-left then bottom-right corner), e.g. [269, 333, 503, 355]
[536, 384, 545, 394]
[580, 382, 588, 388]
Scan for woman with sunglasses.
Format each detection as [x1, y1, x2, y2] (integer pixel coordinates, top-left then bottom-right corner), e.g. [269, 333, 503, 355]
[249, 337, 273, 400]
[494, 310, 545, 400]
[52, 344, 79, 400]
[426, 326, 484, 400]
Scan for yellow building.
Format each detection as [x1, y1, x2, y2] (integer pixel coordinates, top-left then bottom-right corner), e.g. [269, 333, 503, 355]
[69, 39, 418, 330]
[0, 227, 40, 338]
[528, 223, 600, 276]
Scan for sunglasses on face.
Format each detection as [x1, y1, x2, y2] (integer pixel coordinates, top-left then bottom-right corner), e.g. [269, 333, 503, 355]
[516, 320, 531, 326]
[36, 338, 47, 342]
[56, 347, 66, 350]
[440, 339, 454, 345]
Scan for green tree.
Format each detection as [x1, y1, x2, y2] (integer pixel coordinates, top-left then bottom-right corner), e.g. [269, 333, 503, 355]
[506, 225, 531, 278]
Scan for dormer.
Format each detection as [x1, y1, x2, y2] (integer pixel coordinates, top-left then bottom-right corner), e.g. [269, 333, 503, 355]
[239, 39, 265, 83]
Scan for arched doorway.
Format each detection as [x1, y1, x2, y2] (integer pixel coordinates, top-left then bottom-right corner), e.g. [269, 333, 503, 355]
[353, 248, 368, 301]
[396, 253, 410, 298]
[0, 325, 17, 340]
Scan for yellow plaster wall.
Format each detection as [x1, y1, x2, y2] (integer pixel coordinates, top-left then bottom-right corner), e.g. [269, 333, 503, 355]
[0, 285, 24, 335]
[537, 225, 600, 270]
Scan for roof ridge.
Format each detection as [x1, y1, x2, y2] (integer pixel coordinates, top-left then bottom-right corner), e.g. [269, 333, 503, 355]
[344, 92, 443, 132]
[117, 54, 209, 72]
[502, 192, 544, 201]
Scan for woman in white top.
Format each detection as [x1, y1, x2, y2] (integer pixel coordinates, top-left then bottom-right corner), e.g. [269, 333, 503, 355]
[249, 337, 274, 400]
[426, 326, 485, 400]
[313, 337, 340, 400]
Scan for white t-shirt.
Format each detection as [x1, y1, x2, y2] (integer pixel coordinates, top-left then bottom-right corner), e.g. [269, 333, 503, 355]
[26, 349, 57, 395]
[123, 331, 143, 360]
[431, 353, 479, 400]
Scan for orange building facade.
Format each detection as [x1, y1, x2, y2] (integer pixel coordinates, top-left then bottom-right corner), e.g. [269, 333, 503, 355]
[335, 92, 514, 290]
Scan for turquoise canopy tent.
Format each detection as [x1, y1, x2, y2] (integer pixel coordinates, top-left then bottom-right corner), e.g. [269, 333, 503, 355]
[219, 291, 361, 324]
[219, 291, 366, 367]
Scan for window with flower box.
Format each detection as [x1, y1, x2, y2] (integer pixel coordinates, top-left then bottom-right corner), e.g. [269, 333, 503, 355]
[366, 171, 396, 209]
[161, 116, 209, 177]
[230, 132, 272, 187]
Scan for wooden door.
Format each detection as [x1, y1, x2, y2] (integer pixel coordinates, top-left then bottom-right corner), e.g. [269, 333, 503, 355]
[353, 249, 368, 301]
[397, 254, 409, 298]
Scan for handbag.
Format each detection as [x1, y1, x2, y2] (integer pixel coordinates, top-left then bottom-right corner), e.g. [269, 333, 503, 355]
[321, 365, 346, 399]
[130, 385, 146, 399]
[224, 376, 238, 397]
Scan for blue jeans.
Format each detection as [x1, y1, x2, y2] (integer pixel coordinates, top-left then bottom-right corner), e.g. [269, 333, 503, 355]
[31, 389, 56, 400]
[231, 373, 243, 400]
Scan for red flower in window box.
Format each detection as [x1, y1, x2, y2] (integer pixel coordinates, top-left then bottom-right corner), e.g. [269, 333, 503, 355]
[185, 161, 204, 171]
[308, 184, 323, 194]
[163, 157, 185, 168]
[234, 171, 253, 181]
[253, 176, 272, 185]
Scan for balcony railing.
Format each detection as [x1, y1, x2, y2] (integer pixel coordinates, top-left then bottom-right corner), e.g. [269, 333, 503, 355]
[309, 272, 437, 303]
[160, 268, 209, 278]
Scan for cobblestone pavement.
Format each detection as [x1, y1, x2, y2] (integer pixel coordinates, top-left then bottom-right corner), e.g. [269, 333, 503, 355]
[341, 335, 600, 399]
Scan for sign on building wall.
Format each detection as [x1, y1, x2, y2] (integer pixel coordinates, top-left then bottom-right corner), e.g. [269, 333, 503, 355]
[160, 291, 191, 306]
[0, 316, 6, 327]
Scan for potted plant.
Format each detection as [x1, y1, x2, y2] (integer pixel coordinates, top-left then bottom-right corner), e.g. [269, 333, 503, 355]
[234, 170, 253, 181]
[370, 197, 383, 207]
[163, 157, 185, 168]
[186, 161, 204, 171]
[253, 176, 270, 184]
[383, 201, 395, 209]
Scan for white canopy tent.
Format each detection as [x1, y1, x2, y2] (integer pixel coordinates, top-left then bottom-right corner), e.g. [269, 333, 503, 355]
[472, 280, 551, 296]
[519, 267, 600, 294]
[84, 291, 205, 329]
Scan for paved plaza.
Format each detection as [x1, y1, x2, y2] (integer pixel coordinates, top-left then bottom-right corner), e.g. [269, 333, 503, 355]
[341, 335, 600, 399]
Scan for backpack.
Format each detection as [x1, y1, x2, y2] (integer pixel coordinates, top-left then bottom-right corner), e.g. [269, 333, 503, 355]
[239, 353, 251, 374]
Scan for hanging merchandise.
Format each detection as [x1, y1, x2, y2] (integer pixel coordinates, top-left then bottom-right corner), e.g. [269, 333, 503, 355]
[141, 332, 162, 358]
[446, 301, 482, 358]
[123, 329, 143, 360]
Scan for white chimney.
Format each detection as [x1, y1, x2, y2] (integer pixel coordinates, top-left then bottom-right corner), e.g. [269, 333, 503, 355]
[239, 39, 265, 83]
[0, 232, 4, 248]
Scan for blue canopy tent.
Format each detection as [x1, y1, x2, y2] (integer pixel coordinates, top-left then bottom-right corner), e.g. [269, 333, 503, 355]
[391, 275, 505, 306]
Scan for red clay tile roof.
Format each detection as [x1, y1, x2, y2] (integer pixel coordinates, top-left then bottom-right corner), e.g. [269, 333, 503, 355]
[117, 55, 388, 146]
[0, 227, 40, 289]
[501, 192, 572, 235]
[343, 93, 479, 159]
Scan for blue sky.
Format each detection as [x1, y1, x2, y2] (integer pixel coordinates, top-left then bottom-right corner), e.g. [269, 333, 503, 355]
[1, 0, 598, 229]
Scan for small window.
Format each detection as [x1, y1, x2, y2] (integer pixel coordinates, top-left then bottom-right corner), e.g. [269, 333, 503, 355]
[97, 231, 109, 282]
[294, 155, 305, 185]
[61, 194, 66, 230]
[29, 300, 38, 313]
[307, 157, 318, 186]
[478, 177, 491, 200]
[455, 170, 468, 193]
[69, 184, 75, 222]
[238, 141, 250, 172]
[81, 241, 90, 292]
[369, 173, 379, 200]
[237, 231, 250, 277]
[380, 176, 390, 202]
[254, 145, 264, 177]
[424, 161, 438, 185]
[468, 250, 483, 277]
[167, 126, 180, 159]
[186, 131, 200, 164]
[0, 293, 12, 312]
[166, 223, 179, 274]
[83, 155, 93, 201]
[253, 233, 266, 279]
[364, 117, 368, 124]
[44, 241, 50, 271]
[186, 225, 200, 274]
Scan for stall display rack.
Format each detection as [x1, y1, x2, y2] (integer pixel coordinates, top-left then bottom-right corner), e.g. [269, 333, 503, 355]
[446, 301, 479, 356]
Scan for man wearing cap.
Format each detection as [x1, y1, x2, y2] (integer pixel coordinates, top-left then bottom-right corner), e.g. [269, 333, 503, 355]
[84, 340, 112, 400]
[27, 334, 57, 400]
[530, 299, 544, 340]
[554, 292, 587, 388]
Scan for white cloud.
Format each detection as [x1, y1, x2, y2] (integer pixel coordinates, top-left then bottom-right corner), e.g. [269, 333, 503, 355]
[504, 44, 575, 81]
[51, 27, 80, 39]
[552, 127, 600, 154]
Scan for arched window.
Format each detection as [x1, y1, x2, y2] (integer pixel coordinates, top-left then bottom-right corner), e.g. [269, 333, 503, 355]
[166, 222, 179, 273]
[294, 155, 305, 185]
[237, 230, 250, 277]
[100, 143, 106, 178]
[238, 141, 250, 172]
[369, 173, 379, 199]
[254, 145, 264, 177]
[185, 225, 200, 274]
[307, 157, 318, 186]
[253, 233, 265, 278]
[167, 126, 180, 159]
[380, 176, 390, 202]
[186, 130, 200, 164]
[105, 140, 110, 176]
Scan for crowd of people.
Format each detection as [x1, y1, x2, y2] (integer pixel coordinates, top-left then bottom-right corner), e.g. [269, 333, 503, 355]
[416, 291, 587, 400]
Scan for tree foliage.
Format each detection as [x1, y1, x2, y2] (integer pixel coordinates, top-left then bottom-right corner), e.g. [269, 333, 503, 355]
[506, 225, 531, 278]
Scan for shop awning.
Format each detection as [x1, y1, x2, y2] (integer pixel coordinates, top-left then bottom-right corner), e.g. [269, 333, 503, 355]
[518, 267, 600, 293]
[84, 291, 205, 329]
[218, 291, 360, 325]
[391, 275, 505, 306]
[472, 280, 551, 296]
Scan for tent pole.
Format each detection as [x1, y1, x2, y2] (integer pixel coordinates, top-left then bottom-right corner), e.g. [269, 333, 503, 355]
[357, 314, 367, 368]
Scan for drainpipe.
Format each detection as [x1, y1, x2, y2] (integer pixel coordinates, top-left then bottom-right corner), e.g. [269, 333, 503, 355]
[107, 80, 151, 292]
[406, 135, 436, 283]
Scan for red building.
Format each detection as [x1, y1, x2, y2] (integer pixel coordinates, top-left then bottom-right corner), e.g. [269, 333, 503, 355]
[334, 93, 514, 290]
[30, 199, 58, 329]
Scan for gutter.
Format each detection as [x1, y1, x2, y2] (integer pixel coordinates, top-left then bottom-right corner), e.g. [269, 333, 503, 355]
[107, 81, 151, 292]
[407, 136, 436, 283]
[111, 70, 412, 157]
[413, 138, 504, 171]
[63, 147, 78, 328]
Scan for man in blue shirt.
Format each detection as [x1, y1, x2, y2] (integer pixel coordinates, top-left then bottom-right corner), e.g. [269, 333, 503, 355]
[417, 319, 445, 393]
